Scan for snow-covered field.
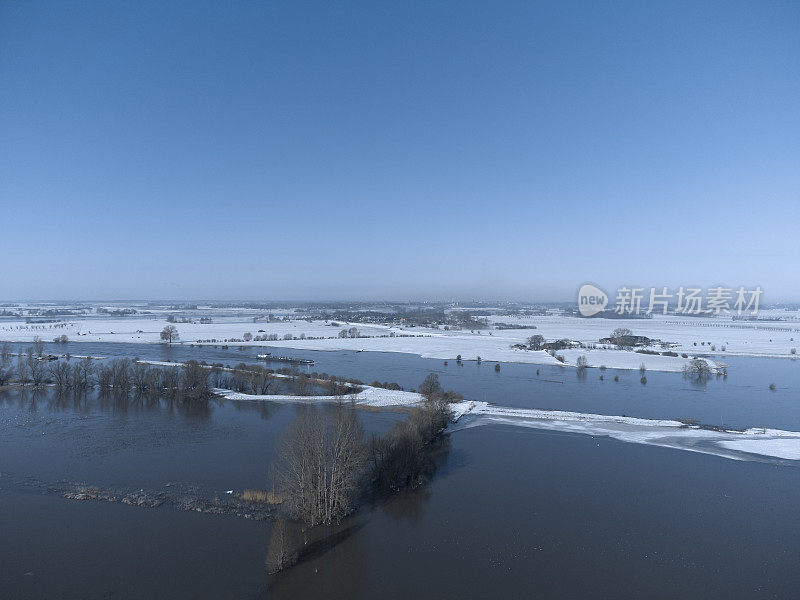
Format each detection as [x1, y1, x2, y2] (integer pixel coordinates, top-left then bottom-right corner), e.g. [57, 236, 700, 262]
[1, 309, 798, 373]
[485, 313, 800, 358]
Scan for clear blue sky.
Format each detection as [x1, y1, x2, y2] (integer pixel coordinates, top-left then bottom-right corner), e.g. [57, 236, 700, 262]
[1, 1, 798, 301]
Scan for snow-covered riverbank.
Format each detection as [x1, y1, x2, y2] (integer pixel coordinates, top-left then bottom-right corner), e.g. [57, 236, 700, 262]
[2, 311, 797, 372]
[214, 380, 800, 463]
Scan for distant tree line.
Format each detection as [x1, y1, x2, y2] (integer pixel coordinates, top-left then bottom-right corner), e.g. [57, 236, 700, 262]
[0, 348, 213, 400]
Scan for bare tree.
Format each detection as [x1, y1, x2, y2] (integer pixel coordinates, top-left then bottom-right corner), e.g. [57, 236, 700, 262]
[265, 515, 300, 573]
[182, 360, 211, 399]
[49, 361, 72, 388]
[144, 368, 164, 398]
[162, 366, 180, 397]
[252, 367, 274, 395]
[292, 373, 311, 396]
[33, 336, 45, 357]
[160, 325, 179, 344]
[0, 342, 11, 363]
[683, 358, 712, 382]
[17, 352, 29, 384]
[132, 362, 149, 395]
[0, 365, 11, 386]
[418, 373, 443, 401]
[113, 358, 133, 393]
[72, 357, 94, 389]
[27, 353, 46, 387]
[210, 364, 224, 388]
[243, 332, 253, 342]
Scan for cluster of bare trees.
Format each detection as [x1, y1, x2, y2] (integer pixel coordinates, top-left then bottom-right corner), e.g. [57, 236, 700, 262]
[368, 399, 452, 492]
[277, 402, 366, 527]
[95, 359, 211, 399]
[46, 357, 94, 389]
[265, 373, 459, 574]
[209, 363, 360, 397]
[267, 385, 453, 573]
[0, 349, 212, 399]
[274, 375, 454, 526]
[0, 351, 93, 389]
[0, 338, 56, 387]
[214, 363, 277, 395]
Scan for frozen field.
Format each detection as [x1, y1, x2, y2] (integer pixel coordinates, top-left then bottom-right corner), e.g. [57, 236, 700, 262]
[1, 309, 798, 373]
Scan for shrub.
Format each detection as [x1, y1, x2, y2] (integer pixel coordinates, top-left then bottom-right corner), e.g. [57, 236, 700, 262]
[769, 383, 776, 391]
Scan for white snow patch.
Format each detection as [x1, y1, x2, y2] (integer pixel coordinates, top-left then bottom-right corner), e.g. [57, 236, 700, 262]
[450, 404, 800, 462]
[716, 438, 800, 460]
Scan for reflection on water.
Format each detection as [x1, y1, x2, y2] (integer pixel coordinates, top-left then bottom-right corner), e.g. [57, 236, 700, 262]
[4, 339, 797, 429]
[0, 386, 216, 419]
[2, 344, 800, 599]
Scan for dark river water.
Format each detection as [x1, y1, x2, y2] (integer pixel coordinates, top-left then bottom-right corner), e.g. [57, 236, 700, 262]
[8, 339, 799, 429]
[1, 342, 799, 598]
